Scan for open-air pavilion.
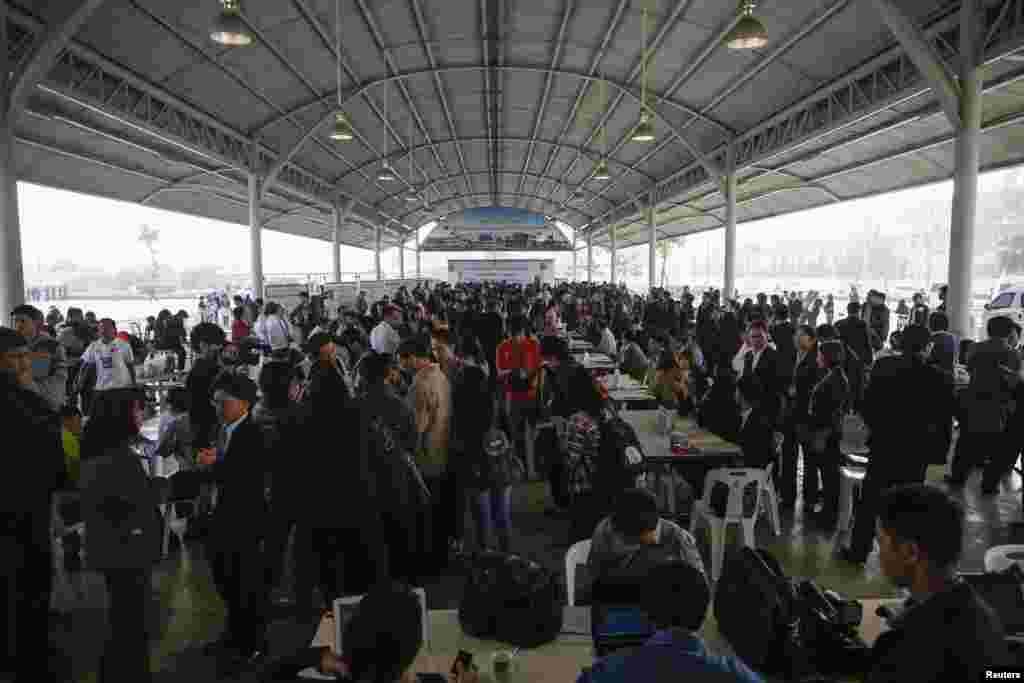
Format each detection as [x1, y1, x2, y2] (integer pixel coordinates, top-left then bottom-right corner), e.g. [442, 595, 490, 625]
[8, 2, 1024, 680]
[2, 0, 1024, 342]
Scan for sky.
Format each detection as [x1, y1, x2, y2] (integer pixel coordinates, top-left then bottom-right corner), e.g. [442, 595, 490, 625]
[15, 166, 1020, 279]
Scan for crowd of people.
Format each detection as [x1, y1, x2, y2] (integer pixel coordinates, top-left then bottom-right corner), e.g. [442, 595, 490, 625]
[1, 276, 1019, 682]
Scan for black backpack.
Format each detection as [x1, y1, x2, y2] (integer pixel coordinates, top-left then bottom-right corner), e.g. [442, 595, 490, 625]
[715, 547, 869, 680]
[458, 550, 563, 648]
[596, 415, 646, 499]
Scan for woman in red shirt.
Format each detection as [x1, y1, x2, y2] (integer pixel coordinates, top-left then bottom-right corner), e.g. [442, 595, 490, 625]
[231, 306, 251, 342]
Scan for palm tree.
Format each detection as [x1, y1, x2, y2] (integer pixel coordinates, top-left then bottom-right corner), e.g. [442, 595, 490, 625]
[656, 236, 686, 288]
[138, 224, 161, 299]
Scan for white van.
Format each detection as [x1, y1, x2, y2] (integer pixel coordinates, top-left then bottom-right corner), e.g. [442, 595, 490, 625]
[983, 286, 1024, 327]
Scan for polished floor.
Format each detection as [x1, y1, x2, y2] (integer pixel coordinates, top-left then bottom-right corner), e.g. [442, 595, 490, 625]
[31, 416, 1024, 683]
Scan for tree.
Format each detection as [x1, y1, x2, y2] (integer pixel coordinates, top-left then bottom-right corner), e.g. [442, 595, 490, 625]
[656, 236, 686, 288]
[138, 224, 161, 299]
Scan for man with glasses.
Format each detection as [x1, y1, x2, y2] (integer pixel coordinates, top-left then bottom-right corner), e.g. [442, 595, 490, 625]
[179, 373, 270, 677]
[11, 304, 68, 411]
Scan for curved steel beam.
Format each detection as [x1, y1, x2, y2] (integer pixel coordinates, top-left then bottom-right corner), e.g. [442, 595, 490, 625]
[393, 191, 597, 225]
[139, 166, 237, 205]
[9, 0, 109, 117]
[254, 64, 735, 139]
[333, 136, 655, 185]
[373, 170, 622, 209]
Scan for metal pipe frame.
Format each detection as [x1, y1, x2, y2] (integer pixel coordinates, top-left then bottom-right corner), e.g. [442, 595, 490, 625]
[8, 0, 107, 117]
[407, 0, 474, 205]
[392, 191, 600, 225]
[124, 1, 414, 232]
[335, 135, 655, 187]
[868, 0, 962, 128]
[587, 0, 1024, 235]
[565, 0, 848, 224]
[374, 170, 613, 213]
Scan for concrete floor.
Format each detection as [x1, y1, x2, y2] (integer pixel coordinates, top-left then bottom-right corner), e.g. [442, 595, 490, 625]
[35, 412, 1024, 683]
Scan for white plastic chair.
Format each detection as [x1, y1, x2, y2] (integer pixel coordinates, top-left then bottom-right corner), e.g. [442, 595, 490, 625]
[690, 469, 767, 582]
[565, 539, 592, 606]
[761, 462, 782, 537]
[837, 464, 867, 534]
[984, 545, 1024, 572]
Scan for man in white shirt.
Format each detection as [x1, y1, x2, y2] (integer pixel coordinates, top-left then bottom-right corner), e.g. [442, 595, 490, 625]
[80, 318, 135, 393]
[370, 305, 403, 355]
[596, 318, 618, 358]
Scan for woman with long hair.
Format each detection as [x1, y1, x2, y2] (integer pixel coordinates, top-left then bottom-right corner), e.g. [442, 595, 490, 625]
[79, 387, 161, 683]
[802, 340, 849, 528]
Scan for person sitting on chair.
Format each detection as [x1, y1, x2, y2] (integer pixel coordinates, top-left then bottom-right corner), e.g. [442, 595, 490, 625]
[578, 561, 763, 682]
[588, 488, 704, 603]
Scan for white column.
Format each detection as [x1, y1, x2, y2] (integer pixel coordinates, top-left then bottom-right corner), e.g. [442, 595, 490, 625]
[331, 204, 342, 282]
[572, 233, 578, 280]
[947, 0, 982, 340]
[375, 226, 382, 281]
[249, 173, 263, 298]
[648, 198, 657, 292]
[586, 232, 593, 283]
[0, 113, 22, 317]
[724, 143, 738, 300]
[416, 238, 421, 279]
[609, 223, 617, 286]
[399, 238, 405, 278]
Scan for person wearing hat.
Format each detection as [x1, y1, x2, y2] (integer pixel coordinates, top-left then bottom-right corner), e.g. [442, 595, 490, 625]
[840, 324, 956, 565]
[178, 372, 271, 675]
[11, 303, 68, 411]
[185, 322, 227, 449]
[0, 327, 66, 681]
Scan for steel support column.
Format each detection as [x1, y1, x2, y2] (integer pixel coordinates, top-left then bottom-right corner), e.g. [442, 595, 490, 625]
[587, 233, 593, 283]
[724, 144, 738, 300]
[375, 226, 382, 281]
[609, 223, 617, 286]
[0, 116, 21, 319]
[399, 238, 405, 279]
[331, 204, 342, 282]
[416, 238, 421, 280]
[648, 199, 657, 293]
[572, 233, 578, 280]
[948, 0, 983, 339]
[249, 173, 263, 298]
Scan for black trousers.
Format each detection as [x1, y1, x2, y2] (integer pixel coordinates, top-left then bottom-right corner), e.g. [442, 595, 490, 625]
[951, 430, 1012, 489]
[805, 437, 841, 524]
[780, 419, 804, 506]
[849, 461, 927, 560]
[0, 521, 52, 682]
[308, 526, 379, 604]
[208, 543, 268, 652]
[263, 509, 314, 613]
[99, 568, 152, 683]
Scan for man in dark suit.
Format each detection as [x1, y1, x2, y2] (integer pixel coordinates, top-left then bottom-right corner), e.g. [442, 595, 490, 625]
[841, 325, 956, 564]
[834, 302, 873, 368]
[184, 373, 271, 675]
[781, 325, 820, 509]
[734, 375, 778, 470]
[732, 319, 783, 422]
[949, 316, 1021, 493]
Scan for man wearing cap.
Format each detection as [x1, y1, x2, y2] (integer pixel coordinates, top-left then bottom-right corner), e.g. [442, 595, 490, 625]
[371, 305, 403, 355]
[11, 304, 68, 411]
[841, 324, 956, 565]
[179, 372, 270, 675]
[0, 327, 66, 681]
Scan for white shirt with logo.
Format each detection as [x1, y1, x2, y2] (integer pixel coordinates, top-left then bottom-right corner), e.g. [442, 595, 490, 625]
[82, 339, 134, 390]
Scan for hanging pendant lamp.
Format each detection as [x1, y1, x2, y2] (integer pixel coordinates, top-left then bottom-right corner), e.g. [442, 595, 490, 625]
[593, 159, 611, 181]
[329, 0, 352, 142]
[211, 0, 253, 46]
[330, 112, 354, 141]
[726, 0, 769, 50]
[631, 113, 656, 143]
[377, 161, 397, 182]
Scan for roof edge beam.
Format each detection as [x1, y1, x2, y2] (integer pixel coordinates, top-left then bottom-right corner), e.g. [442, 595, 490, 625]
[9, 0, 108, 117]
[867, 0, 962, 129]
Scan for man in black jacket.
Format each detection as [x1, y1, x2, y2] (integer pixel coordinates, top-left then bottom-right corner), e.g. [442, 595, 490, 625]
[0, 328, 66, 683]
[733, 375, 777, 470]
[842, 325, 955, 564]
[185, 374, 271, 676]
[835, 302, 873, 368]
[862, 484, 1007, 682]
